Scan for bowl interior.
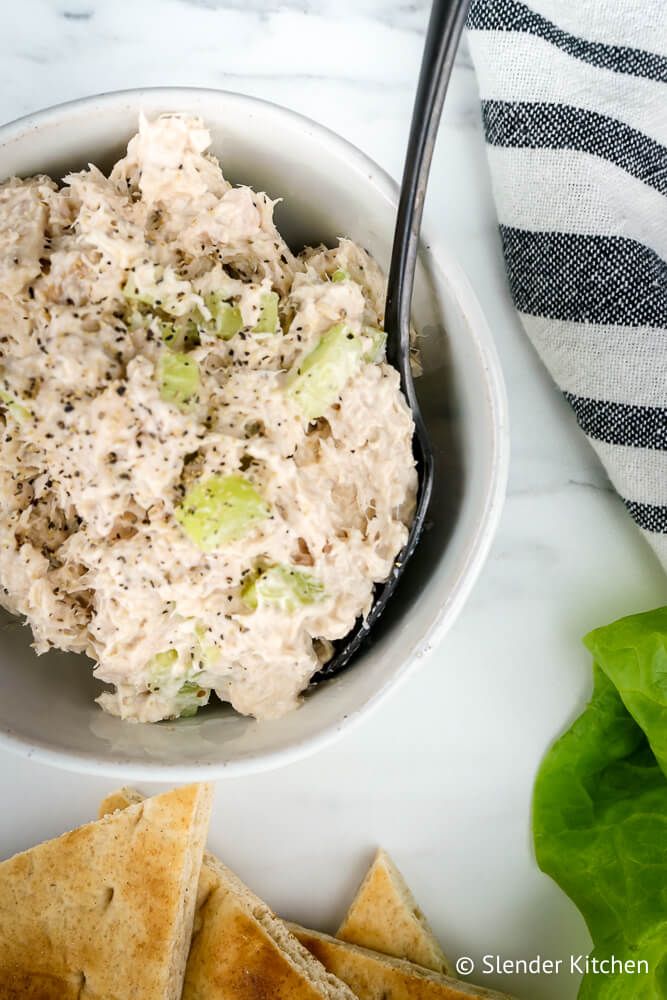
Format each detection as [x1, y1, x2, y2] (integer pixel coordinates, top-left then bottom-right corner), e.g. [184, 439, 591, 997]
[0, 89, 506, 777]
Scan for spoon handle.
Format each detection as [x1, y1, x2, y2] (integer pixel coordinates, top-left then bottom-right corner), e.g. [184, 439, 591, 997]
[385, 0, 470, 379]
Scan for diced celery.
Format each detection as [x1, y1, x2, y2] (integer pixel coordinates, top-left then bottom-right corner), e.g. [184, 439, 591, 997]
[145, 647, 210, 717]
[123, 268, 193, 321]
[193, 622, 221, 667]
[242, 564, 325, 613]
[152, 649, 178, 670]
[286, 322, 362, 421]
[205, 292, 243, 340]
[159, 319, 200, 352]
[253, 291, 279, 334]
[146, 648, 179, 691]
[363, 325, 387, 363]
[158, 352, 200, 412]
[160, 321, 177, 346]
[331, 268, 349, 283]
[175, 474, 270, 552]
[173, 679, 210, 718]
[0, 389, 31, 423]
[122, 275, 155, 308]
[217, 304, 243, 339]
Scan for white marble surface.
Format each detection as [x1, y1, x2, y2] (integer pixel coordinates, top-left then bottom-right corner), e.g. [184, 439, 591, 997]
[0, 3, 665, 998]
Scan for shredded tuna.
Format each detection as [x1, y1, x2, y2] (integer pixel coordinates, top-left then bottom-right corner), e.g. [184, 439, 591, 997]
[0, 114, 416, 722]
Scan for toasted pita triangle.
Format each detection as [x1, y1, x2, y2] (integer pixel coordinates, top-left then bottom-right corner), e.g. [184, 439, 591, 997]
[337, 848, 451, 973]
[291, 925, 512, 1000]
[185, 853, 359, 1000]
[0, 783, 212, 1000]
[99, 789, 356, 1000]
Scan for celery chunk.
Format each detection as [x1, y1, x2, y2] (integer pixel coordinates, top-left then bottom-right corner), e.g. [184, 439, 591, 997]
[205, 292, 243, 340]
[159, 318, 200, 352]
[146, 650, 210, 718]
[173, 679, 210, 718]
[253, 291, 279, 333]
[151, 649, 179, 671]
[122, 275, 155, 309]
[331, 268, 349, 283]
[146, 649, 179, 692]
[175, 474, 270, 551]
[242, 564, 325, 613]
[193, 622, 221, 668]
[158, 352, 200, 412]
[0, 389, 31, 423]
[363, 326, 387, 363]
[286, 323, 362, 420]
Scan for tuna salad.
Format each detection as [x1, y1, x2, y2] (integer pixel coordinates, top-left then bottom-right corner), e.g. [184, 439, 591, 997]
[0, 114, 417, 722]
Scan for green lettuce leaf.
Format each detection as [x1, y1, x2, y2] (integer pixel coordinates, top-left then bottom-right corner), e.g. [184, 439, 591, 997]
[584, 607, 667, 777]
[533, 607, 667, 999]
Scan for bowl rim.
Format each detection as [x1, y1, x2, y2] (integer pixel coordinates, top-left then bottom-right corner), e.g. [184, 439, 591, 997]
[0, 86, 510, 780]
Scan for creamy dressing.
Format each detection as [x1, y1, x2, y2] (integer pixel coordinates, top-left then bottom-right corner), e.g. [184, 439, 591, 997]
[0, 114, 417, 722]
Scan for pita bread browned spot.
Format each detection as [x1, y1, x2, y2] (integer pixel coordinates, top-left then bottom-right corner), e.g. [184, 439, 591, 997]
[290, 925, 515, 1000]
[337, 848, 451, 973]
[0, 783, 212, 1000]
[0, 970, 83, 1000]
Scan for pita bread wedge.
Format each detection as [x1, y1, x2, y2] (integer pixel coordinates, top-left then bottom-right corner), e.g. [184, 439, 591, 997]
[99, 789, 357, 1000]
[290, 925, 513, 1000]
[98, 785, 145, 815]
[0, 783, 212, 1000]
[337, 848, 451, 973]
[185, 853, 359, 1000]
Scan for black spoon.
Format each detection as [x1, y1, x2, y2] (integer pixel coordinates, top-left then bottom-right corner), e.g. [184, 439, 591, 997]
[314, 0, 470, 680]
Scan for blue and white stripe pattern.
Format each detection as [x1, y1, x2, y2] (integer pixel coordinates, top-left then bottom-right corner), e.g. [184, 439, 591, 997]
[467, 0, 667, 565]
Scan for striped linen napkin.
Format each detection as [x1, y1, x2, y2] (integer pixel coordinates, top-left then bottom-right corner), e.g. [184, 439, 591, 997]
[466, 0, 667, 567]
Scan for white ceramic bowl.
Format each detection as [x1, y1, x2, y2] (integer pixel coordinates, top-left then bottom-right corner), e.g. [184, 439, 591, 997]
[0, 88, 508, 779]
